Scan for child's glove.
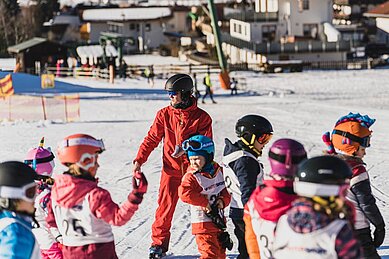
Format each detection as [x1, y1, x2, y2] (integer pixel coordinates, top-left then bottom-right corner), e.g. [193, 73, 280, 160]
[215, 198, 224, 209]
[171, 145, 185, 158]
[373, 225, 385, 248]
[129, 172, 148, 204]
[322, 132, 336, 154]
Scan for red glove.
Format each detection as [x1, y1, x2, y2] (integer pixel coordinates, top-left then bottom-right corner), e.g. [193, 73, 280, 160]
[128, 172, 148, 204]
[133, 172, 148, 194]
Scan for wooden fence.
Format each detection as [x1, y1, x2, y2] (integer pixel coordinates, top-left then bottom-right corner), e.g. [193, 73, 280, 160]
[45, 58, 379, 81]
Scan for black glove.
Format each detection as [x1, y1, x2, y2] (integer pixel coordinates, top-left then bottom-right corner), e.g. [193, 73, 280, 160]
[218, 231, 233, 251]
[373, 225, 385, 248]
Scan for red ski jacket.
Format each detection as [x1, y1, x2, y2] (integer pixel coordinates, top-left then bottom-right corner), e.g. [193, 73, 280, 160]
[134, 97, 212, 176]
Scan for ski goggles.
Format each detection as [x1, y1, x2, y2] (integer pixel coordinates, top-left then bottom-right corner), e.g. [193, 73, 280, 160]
[332, 129, 371, 147]
[168, 91, 177, 98]
[76, 152, 99, 171]
[257, 133, 273, 144]
[60, 137, 106, 153]
[182, 139, 214, 151]
[24, 153, 55, 170]
[0, 182, 37, 203]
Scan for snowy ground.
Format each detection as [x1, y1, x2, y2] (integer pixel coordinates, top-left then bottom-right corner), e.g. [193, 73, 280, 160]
[1, 56, 389, 258]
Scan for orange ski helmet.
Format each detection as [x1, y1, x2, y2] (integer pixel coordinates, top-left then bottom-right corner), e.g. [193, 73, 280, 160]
[57, 134, 105, 172]
[331, 113, 374, 155]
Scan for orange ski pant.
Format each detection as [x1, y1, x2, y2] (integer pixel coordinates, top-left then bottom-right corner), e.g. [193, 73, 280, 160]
[195, 233, 226, 259]
[151, 173, 182, 252]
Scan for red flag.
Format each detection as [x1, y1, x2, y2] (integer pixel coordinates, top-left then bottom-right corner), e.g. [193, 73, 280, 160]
[0, 74, 14, 97]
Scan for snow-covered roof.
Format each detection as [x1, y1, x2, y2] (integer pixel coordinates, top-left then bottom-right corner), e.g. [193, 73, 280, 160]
[364, 1, 389, 18]
[43, 15, 81, 27]
[82, 7, 172, 22]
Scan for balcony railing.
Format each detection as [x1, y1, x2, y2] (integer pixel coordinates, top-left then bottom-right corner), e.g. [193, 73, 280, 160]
[224, 10, 278, 22]
[222, 32, 351, 54]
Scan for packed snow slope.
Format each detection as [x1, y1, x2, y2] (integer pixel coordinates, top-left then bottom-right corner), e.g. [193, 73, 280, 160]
[1, 59, 389, 258]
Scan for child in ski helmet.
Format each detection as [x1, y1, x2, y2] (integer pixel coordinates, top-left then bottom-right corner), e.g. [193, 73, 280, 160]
[272, 156, 361, 258]
[24, 137, 63, 259]
[46, 133, 148, 259]
[323, 112, 385, 258]
[223, 114, 273, 259]
[0, 161, 41, 259]
[178, 135, 231, 259]
[244, 138, 307, 259]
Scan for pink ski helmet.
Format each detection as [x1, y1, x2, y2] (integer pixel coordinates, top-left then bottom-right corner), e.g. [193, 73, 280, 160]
[268, 138, 307, 178]
[24, 138, 55, 177]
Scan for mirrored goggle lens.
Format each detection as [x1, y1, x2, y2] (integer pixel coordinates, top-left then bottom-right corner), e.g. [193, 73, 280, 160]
[182, 140, 202, 151]
[168, 91, 177, 97]
[25, 184, 37, 200]
[361, 136, 371, 147]
[97, 139, 105, 153]
[258, 133, 273, 144]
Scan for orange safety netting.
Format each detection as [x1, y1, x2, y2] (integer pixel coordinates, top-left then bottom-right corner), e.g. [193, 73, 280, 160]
[0, 94, 80, 122]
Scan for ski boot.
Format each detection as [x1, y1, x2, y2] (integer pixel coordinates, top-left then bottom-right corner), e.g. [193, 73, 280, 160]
[149, 246, 165, 259]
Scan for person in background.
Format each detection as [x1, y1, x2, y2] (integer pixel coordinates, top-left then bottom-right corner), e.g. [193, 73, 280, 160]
[46, 133, 148, 259]
[0, 161, 41, 259]
[144, 65, 155, 87]
[323, 112, 385, 259]
[230, 77, 238, 95]
[132, 74, 213, 258]
[222, 114, 273, 259]
[202, 73, 216, 104]
[272, 156, 361, 258]
[24, 137, 63, 259]
[178, 135, 231, 259]
[120, 60, 128, 81]
[244, 138, 307, 259]
[193, 73, 201, 99]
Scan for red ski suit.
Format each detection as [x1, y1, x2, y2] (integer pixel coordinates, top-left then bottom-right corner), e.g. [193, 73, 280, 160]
[178, 163, 231, 259]
[134, 97, 212, 252]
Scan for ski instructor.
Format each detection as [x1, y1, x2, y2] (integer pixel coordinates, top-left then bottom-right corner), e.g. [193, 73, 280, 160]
[132, 73, 213, 258]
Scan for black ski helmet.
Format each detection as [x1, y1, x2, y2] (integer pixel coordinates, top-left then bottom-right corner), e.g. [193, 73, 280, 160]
[0, 161, 38, 210]
[235, 114, 273, 138]
[294, 156, 352, 198]
[165, 74, 193, 92]
[0, 161, 37, 189]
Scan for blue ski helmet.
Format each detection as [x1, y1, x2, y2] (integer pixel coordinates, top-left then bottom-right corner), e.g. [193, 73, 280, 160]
[182, 135, 214, 164]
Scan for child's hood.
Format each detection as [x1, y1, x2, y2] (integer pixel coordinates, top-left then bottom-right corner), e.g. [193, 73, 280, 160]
[51, 174, 98, 208]
[252, 183, 296, 222]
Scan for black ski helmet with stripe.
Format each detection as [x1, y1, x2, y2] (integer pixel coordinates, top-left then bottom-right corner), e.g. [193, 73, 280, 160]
[165, 74, 194, 108]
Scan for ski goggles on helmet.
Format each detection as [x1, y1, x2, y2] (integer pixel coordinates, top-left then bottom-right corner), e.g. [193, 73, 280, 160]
[0, 182, 37, 203]
[60, 137, 106, 153]
[257, 133, 273, 145]
[168, 91, 177, 98]
[332, 129, 371, 147]
[182, 139, 213, 151]
[76, 152, 99, 171]
[24, 153, 55, 170]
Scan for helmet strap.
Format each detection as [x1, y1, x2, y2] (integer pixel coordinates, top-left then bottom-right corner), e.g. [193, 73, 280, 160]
[312, 196, 347, 219]
[240, 134, 261, 156]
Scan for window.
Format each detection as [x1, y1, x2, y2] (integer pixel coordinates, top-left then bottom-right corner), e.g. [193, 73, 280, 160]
[238, 24, 242, 34]
[262, 24, 276, 42]
[136, 24, 140, 32]
[257, 0, 278, 13]
[303, 24, 317, 38]
[145, 23, 151, 32]
[108, 24, 119, 33]
[234, 23, 237, 33]
[298, 0, 309, 11]
[129, 24, 135, 30]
